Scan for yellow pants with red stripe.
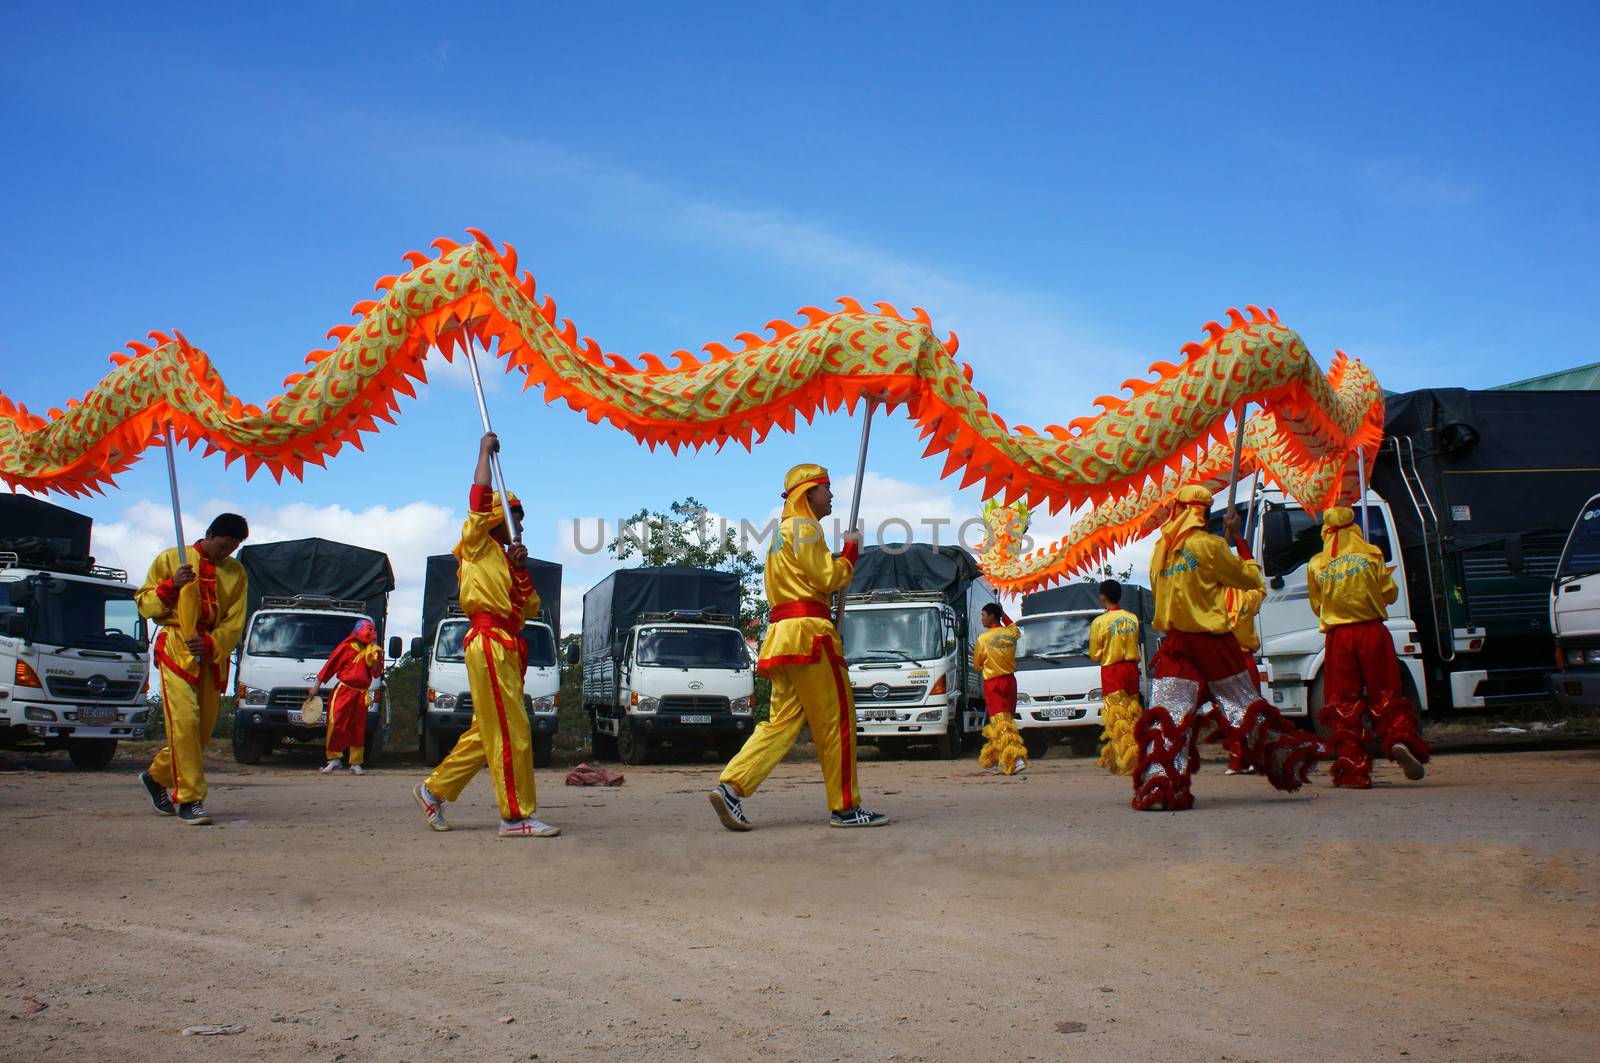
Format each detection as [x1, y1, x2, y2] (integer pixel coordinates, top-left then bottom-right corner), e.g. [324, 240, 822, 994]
[721, 643, 861, 813]
[425, 633, 536, 820]
[149, 664, 220, 804]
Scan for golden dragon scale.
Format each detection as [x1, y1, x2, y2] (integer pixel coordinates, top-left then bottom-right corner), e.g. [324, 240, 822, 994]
[0, 231, 1383, 591]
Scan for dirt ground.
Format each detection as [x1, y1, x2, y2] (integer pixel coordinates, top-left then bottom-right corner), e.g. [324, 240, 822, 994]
[1, 741, 1596, 1063]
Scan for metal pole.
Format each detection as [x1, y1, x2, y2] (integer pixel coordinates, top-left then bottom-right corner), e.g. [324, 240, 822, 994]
[460, 333, 521, 543]
[1356, 446, 1370, 538]
[1225, 404, 1248, 514]
[163, 424, 188, 565]
[834, 399, 879, 626]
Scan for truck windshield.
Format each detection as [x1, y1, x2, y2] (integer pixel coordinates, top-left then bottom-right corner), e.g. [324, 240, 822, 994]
[435, 621, 558, 667]
[1557, 497, 1600, 581]
[247, 613, 369, 660]
[1016, 614, 1093, 660]
[636, 627, 749, 670]
[10, 578, 146, 654]
[843, 606, 943, 664]
[1261, 505, 1393, 577]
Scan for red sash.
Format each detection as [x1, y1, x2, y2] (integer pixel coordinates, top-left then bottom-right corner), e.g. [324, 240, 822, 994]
[768, 600, 831, 623]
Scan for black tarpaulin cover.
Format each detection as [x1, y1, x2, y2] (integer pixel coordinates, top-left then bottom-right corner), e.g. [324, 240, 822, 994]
[1019, 582, 1154, 625]
[582, 566, 741, 661]
[1375, 388, 1600, 552]
[0, 495, 94, 564]
[238, 538, 395, 635]
[847, 544, 981, 606]
[420, 553, 562, 644]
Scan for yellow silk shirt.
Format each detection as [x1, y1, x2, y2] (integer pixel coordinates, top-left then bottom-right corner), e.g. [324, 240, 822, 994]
[457, 486, 540, 624]
[1088, 609, 1141, 665]
[972, 622, 1020, 679]
[1225, 587, 1265, 652]
[136, 544, 248, 678]
[1150, 531, 1263, 635]
[1307, 544, 1395, 632]
[757, 510, 854, 667]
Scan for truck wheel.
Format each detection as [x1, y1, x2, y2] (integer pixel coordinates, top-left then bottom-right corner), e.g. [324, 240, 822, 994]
[231, 726, 265, 766]
[362, 728, 383, 769]
[67, 738, 117, 770]
[1022, 731, 1053, 761]
[1305, 674, 1329, 736]
[617, 727, 652, 766]
[533, 734, 554, 768]
[937, 717, 964, 759]
[423, 724, 449, 767]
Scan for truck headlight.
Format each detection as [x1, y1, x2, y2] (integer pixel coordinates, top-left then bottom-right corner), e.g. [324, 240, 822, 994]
[1087, 687, 1102, 701]
[730, 695, 754, 716]
[433, 693, 457, 710]
[238, 685, 269, 708]
[631, 694, 658, 713]
[530, 694, 557, 713]
[916, 709, 943, 721]
[24, 707, 56, 722]
[1016, 691, 1032, 703]
[130, 711, 149, 724]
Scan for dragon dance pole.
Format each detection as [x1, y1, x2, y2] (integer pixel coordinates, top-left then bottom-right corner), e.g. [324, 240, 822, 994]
[460, 332, 522, 544]
[1225, 404, 1248, 517]
[1356, 446, 1370, 538]
[834, 398, 880, 627]
[162, 424, 188, 565]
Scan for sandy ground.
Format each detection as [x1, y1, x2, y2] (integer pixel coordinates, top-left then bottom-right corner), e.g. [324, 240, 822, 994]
[1, 742, 1596, 1063]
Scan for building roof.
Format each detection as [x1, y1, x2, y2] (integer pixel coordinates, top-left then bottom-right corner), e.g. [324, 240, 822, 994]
[1494, 361, 1600, 392]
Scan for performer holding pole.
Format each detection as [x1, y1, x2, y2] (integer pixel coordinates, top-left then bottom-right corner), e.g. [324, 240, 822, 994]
[135, 512, 250, 826]
[710, 463, 889, 830]
[1310, 506, 1429, 787]
[316, 619, 383, 775]
[974, 603, 1026, 775]
[412, 432, 556, 837]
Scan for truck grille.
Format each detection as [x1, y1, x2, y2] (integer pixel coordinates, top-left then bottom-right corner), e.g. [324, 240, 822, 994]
[45, 675, 142, 701]
[457, 693, 536, 714]
[852, 684, 924, 703]
[659, 695, 730, 714]
[269, 687, 312, 710]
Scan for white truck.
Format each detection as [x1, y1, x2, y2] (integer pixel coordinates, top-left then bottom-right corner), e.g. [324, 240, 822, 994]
[580, 566, 754, 766]
[1011, 583, 1157, 760]
[843, 544, 995, 759]
[1550, 492, 1600, 710]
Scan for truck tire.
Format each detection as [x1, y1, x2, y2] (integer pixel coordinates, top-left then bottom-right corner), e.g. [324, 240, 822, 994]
[936, 715, 965, 759]
[423, 723, 450, 767]
[617, 726, 652, 766]
[231, 726, 266, 765]
[1022, 731, 1054, 761]
[67, 738, 117, 770]
[533, 733, 554, 768]
[362, 727, 383, 769]
[1305, 674, 1329, 736]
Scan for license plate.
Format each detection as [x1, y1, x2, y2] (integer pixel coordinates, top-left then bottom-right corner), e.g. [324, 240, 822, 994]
[79, 704, 117, 723]
[679, 715, 712, 724]
[1038, 707, 1074, 720]
[861, 710, 897, 722]
[288, 709, 309, 724]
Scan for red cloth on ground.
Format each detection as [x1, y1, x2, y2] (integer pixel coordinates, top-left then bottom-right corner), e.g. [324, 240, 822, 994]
[983, 674, 1018, 718]
[565, 762, 625, 787]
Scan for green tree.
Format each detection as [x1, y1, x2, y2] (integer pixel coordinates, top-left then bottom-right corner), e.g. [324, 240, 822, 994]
[1080, 561, 1136, 586]
[607, 496, 768, 638]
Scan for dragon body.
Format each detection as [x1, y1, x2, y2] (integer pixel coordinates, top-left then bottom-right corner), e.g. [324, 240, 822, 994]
[0, 231, 1383, 592]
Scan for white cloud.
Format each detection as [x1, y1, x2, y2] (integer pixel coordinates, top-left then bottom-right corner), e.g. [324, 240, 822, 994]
[1358, 158, 1480, 209]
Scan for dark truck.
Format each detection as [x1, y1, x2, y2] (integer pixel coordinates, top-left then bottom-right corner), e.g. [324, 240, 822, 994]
[233, 538, 397, 765]
[579, 566, 753, 765]
[416, 553, 563, 767]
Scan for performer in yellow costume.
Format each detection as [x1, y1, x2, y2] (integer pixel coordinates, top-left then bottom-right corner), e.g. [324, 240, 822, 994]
[710, 463, 890, 830]
[1219, 583, 1265, 774]
[135, 514, 250, 826]
[413, 433, 559, 839]
[974, 603, 1026, 775]
[1088, 580, 1142, 776]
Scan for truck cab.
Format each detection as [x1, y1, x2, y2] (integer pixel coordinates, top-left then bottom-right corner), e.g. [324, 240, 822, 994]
[589, 611, 755, 766]
[0, 553, 150, 769]
[1011, 608, 1108, 758]
[232, 595, 390, 765]
[1550, 492, 1600, 710]
[843, 590, 978, 758]
[424, 611, 560, 767]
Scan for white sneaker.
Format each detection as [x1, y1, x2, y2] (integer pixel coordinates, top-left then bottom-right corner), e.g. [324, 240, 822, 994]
[319, 759, 342, 774]
[499, 817, 561, 838]
[413, 782, 451, 832]
[349, 764, 365, 776]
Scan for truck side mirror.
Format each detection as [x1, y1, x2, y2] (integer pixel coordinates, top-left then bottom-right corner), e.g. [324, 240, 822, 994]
[388, 636, 403, 660]
[564, 642, 580, 667]
[2, 612, 26, 638]
[410, 637, 424, 658]
[1262, 510, 1292, 559]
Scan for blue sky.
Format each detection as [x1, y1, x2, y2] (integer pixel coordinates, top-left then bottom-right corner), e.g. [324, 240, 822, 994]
[3, 2, 1596, 641]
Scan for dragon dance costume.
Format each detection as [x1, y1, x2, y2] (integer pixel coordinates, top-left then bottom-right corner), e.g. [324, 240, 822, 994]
[973, 613, 1026, 775]
[317, 619, 382, 768]
[1135, 486, 1324, 811]
[1310, 507, 1430, 787]
[1089, 607, 1142, 776]
[136, 544, 247, 806]
[719, 464, 864, 814]
[1218, 584, 1265, 773]
[423, 485, 544, 822]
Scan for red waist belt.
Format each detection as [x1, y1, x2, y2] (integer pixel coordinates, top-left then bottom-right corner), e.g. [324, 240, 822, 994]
[768, 600, 831, 623]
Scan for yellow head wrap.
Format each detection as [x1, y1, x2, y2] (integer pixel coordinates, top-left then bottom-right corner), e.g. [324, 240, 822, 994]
[1321, 505, 1370, 559]
[781, 464, 830, 523]
[1150, 484, 1213, 575]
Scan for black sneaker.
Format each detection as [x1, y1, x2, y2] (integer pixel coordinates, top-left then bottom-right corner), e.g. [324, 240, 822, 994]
[830, 807, 891, 828]
[708, 783, 752, 832]
[177, 801, 213, 827]
[139, 771, 175, 816]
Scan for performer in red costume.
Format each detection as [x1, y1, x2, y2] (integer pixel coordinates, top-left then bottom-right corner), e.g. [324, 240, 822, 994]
[316, 618, 383, 775]
[1135, 486, 1324, 811]
[1310, 506, 1429, 787]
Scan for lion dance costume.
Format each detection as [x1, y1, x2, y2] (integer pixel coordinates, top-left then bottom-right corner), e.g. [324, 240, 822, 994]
[1310, 507, 1430, 787]
[317, 618, 382, 769]
[1218, 584, 1266, 773]
[136, 543, 247, 809]
[423, 486, 546, 827]
[1089, 605, 1142, 776]
[1136, 486, 1324, 810]
[974, 612, 1026, 774]
[718, 464, 865, 816]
